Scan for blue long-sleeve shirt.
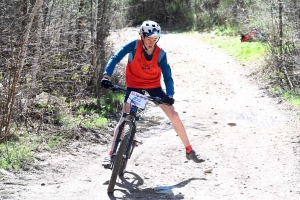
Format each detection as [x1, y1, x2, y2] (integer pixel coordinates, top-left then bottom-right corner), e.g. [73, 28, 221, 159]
[104, 40, 174, 97]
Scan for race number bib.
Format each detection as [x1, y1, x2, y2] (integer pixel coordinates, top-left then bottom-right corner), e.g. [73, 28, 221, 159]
[126, 91, 148, 109]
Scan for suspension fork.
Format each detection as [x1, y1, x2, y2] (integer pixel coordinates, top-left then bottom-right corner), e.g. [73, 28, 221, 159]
[112, 119, 126, 155]
[125, 105, 138, 158]
[125, 122, 136, 158]
[113, 105, 137, 157]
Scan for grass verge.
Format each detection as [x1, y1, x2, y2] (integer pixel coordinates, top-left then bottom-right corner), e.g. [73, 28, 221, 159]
[0, 141, 33, 170]
[185, 31, 268, 63]
[0, 92, 123, 171]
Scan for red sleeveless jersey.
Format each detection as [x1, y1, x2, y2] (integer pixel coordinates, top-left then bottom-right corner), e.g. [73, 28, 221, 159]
[125, 40, 161, 88]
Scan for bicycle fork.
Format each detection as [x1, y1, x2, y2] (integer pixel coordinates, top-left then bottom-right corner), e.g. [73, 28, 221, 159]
[110, 119, 127, 169]
[126, 123, 136, 159]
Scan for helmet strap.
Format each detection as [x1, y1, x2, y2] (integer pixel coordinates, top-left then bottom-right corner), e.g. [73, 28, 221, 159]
[142, 39, 148, 50]
[141, 35, 148, 50]
[156, 37, 160, 44]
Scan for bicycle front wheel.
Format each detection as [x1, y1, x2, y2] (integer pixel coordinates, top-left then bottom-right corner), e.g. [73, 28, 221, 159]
[107, 122, 132, 193]
[119, 122, 134, 177]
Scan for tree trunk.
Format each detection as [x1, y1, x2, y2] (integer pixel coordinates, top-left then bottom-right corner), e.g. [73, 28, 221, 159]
[89, 0, 98, 91]
[96, 0, 108, 109]
[31, 2, 43, 89]
[77, 0, 85, 50]
[1, 0, 43, 139]
[42, 0, 49, 30]
[278, 0, 283, 70]
[22, 0, 28, 33]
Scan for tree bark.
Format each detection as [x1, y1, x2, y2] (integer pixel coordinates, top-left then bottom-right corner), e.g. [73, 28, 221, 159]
[279, 0, 283, 62]
[22, 0, 28, 33]
[1, 0, 43, 138]
[89, 0, 98, 91]
[31, 2, 43, 89]
[77, 0, 85, 50]
[96, 0, 108, 109]
[279, 0, 293, 89]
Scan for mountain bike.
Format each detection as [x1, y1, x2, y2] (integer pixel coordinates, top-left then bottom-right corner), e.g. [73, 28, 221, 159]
[106, 85, 170, 193]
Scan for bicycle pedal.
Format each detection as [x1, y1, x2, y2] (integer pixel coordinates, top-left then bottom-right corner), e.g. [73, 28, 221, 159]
[102, 163, 111, 169]
[133, 140, 143, 146]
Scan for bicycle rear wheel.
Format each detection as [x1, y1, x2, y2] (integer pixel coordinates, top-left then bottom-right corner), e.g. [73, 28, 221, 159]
[107, 122, 132, 193]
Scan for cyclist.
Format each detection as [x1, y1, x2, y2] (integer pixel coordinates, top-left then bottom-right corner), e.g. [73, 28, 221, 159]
[101, 20, 205, 167]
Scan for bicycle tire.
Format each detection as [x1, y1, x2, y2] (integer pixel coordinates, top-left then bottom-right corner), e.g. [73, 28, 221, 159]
[119, 122, 133, 176]
[119, 159, 128, 177]
[107, 122, 132, 193]
[119, 145, 134, 176]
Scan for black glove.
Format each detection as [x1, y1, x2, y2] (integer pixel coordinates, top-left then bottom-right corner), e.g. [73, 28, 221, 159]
[162, 96, 175, 105]
[101, 77, 112, 89]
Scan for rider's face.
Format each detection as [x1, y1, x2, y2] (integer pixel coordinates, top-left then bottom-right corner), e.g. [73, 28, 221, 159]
[142, 36, 158, 50]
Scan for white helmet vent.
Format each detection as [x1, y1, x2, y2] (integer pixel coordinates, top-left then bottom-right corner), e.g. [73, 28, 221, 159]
[139, 20, 161, 37]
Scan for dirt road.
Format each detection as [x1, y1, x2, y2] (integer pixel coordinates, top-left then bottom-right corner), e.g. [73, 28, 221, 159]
[1, 29, 300, 200]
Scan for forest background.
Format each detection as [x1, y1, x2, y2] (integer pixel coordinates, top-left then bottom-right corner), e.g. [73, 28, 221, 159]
[0, 0, 300, 170]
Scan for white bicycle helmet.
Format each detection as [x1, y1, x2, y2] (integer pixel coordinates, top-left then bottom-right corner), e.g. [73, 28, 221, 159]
[139, 20, 162, 37]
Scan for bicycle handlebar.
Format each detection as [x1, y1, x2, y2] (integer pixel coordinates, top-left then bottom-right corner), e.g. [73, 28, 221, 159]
[108, 85, 170, 106]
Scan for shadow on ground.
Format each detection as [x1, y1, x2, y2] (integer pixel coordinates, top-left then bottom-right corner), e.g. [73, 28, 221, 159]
[104, 172, 206, 199]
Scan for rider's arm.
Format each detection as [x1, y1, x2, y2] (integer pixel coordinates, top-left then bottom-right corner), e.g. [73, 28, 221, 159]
[104, 40, 138, 77]
[158, 50, 175, 97]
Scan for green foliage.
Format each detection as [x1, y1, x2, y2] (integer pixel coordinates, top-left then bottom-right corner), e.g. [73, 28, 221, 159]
[270, 85, 284, 94]
[0, 126, 79, 170]
[283, 92, 300, 109]
[0, 141, 33, 170]
[77, 106, 96, 115]
[213, 26, 239, 36]
[168, 0, 194, 28]
[71, 73, 79, 80]
[36, 103, 56, 113]
[82, 65, 89, 72]
[169, 0, 188, 12]
[36, 103, 47, 109]
[60, 97, 113, 129]
[0, 130, 70, 170]
[235, 42, 267, 62]
[81, 116, 107, 129]
[187, 31, 267, 63]
[207, 34, 268, 62]
[60, 116, 79, 129]
[136, 14, 148, 24]
[100, 92, 124, 116]
[268, 85, 300, 112]
[46, 135, 65, 149]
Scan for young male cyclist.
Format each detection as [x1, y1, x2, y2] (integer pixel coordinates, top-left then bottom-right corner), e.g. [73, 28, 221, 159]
[101, 20, 205, 168]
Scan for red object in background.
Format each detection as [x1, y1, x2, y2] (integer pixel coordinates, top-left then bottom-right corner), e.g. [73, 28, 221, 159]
[241, 28, 261, 42]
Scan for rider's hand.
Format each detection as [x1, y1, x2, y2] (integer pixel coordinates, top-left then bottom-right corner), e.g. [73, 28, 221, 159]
[101, 77, 112, 88]
[163, 96, 175, 105]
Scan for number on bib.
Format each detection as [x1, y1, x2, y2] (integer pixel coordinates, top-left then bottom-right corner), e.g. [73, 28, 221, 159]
[126, 91, 148, 109]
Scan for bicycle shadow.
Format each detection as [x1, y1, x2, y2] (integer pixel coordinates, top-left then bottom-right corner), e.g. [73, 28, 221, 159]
[106, 172, 207, 199]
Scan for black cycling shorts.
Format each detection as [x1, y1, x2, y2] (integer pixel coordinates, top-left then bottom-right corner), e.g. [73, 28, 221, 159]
[124, 87, 168, 103]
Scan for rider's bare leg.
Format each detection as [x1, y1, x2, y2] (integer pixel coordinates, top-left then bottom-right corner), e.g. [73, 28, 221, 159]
[158, 104, 191, 147]
[159, 104, 205, 163]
